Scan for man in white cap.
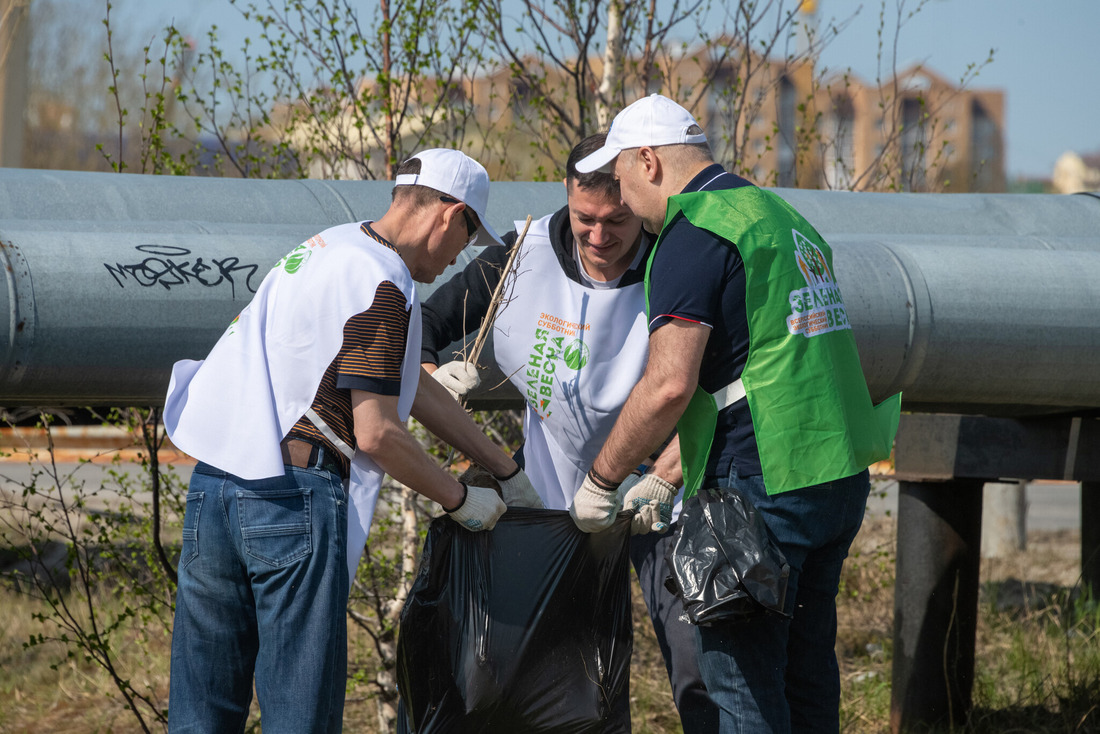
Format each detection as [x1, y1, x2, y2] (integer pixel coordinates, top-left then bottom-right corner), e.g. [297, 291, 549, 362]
[163, 148, 542, 733]
[420, 133, 719, 732]
[569, 95, 901, 733]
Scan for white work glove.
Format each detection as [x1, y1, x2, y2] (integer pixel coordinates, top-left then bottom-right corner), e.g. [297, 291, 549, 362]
[569, 472, 623, 533]
[497, 467, 545, 509]
[619, 473, 675, 535]
[432, 361, 481, 401]
[446, 483, 507, 531]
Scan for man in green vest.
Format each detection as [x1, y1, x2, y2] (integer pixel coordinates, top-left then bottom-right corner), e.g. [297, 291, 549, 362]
[569, 94, 900, 734]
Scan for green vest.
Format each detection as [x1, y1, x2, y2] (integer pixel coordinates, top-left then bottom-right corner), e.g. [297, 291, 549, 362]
[645, 185, 901, 496]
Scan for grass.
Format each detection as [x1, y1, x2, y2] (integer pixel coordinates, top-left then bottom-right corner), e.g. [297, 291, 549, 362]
[2, 510, 1098, 733]
[0, 586, 172, 733]
[837, 512, 897, 734]
[832, 514, 1100, 734]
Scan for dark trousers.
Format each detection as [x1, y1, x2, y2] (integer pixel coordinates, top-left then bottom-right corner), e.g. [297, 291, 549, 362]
[630, 523, 720, 734]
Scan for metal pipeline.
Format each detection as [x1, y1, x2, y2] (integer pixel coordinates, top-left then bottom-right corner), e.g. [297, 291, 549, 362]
[0, 170, 555, 405]
[1, 168, 1098, 414]
[774, 188, 1100, 414]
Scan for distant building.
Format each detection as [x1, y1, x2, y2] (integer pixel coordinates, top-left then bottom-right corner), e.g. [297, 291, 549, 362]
[1051, 151, 1100, 193]
[808, 64, 1006, 192]
[256, 34, 1007, 192]
[463, 48, 1008, 192]
[631, 52, 1006, 192]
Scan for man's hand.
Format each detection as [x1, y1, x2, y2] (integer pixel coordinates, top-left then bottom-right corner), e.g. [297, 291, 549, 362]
[497, 467, 545, 509]
[569, 472, 622, 533]
[432, 361, 481, 401]
[620, 473, 675, 535]
[446, 483, 507, 531]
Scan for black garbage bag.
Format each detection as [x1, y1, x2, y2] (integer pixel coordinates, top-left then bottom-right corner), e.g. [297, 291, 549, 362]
[396, 508, 633, 733]
[663, 485, 791, 625]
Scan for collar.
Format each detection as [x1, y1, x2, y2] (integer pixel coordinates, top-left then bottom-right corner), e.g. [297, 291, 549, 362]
[360, 221, 399, 254]
[681, 163, 731, 194]
[548, 205, 656, 288]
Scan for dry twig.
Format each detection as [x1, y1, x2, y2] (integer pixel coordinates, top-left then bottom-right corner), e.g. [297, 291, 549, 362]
[465, 215, 533, 368]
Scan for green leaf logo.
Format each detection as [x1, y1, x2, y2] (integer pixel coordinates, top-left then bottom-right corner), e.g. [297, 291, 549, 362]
[283, 246, 312, 274]
[563, 339, 589, 370]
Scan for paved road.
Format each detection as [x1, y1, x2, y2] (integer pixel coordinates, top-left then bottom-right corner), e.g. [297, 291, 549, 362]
[867, 478, 1081, 532]
[0, 458, 1083, 533]
[0, 457, 194, 521]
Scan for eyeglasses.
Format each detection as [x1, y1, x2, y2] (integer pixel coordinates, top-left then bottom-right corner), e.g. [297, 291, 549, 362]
[439, 196, 478, 242]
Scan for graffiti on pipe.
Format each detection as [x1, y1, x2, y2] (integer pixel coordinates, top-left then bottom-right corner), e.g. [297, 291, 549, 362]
[104, 245, 261, 298]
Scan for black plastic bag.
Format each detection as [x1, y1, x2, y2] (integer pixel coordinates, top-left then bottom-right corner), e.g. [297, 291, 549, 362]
[396, 508, 633, 733]
[663, 486, 791, 625]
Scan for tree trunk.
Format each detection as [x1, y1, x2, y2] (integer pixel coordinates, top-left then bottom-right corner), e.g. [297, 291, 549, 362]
[381, 0, 395, 178]
[597, 0, 624, 130]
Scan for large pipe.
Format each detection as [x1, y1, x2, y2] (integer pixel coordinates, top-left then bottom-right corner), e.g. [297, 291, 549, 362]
[1, 168, 1099, 414]
[775, 188, 1100, 414]
[0, 170, 555, 405]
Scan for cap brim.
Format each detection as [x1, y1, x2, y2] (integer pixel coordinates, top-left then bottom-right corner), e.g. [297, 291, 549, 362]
[574, 145, 622, 174]
[477, 220, 504, 246]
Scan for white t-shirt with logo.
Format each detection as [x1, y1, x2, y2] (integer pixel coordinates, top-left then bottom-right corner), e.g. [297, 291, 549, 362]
[492, 214, 651, 510]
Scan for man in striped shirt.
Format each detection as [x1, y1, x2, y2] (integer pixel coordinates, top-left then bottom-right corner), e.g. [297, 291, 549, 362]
[165, 148, 541, 733]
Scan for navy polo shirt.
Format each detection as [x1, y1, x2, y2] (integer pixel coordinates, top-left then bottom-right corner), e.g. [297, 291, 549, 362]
[647, 164, 762, 480]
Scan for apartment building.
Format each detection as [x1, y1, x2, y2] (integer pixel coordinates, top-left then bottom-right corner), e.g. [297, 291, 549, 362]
[260, 32, 1006, 192]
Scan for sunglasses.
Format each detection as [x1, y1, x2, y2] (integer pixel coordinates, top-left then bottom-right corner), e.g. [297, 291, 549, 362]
[439, 196, 478, 241]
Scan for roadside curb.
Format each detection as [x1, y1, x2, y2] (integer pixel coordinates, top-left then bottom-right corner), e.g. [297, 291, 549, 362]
[0, 426, 195, 464]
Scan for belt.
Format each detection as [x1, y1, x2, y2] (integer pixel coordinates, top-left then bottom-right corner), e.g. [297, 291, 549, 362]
[280, 436, 346, 479]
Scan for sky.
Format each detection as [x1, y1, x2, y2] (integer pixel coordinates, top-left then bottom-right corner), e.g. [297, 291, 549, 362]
[809, 0, 1100, 179]
[129, 0, 1100, 180]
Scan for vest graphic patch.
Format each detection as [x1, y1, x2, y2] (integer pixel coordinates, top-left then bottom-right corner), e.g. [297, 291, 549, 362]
[786, 229, 850, 337]
[524, 314, 592, 419]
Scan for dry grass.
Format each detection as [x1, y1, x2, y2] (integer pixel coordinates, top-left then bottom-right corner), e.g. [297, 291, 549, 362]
[1, 505, 1096, 733]
[0, 587, 172, 733]
[834, 510, 1100, 734]
[837, 512, 898, 734]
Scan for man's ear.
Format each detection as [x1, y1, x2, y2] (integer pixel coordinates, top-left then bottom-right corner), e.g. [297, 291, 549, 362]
[637, 146, 661, 183]
[438, 198, 459, 229]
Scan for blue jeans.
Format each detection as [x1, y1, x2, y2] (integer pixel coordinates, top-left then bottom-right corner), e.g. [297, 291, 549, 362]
[696, 468, 870, 734]
[630, 526, 720, 734]
[168, 458, 349, 734]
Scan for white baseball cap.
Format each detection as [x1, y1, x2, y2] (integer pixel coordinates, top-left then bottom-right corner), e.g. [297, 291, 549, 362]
[575, 94, 708, 174]
[394, 148, 504, 245]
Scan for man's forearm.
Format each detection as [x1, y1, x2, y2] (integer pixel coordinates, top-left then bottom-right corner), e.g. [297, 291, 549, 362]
[590, 319, 708, 484]
[411, 367, 517, 478]
[368, 420, 467, 509]
[591, 378, 686, 484]
[649, 434, 683, 487]
[351, 391, 467, 509]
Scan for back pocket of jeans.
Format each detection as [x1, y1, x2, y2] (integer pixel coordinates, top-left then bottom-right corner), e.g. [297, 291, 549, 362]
[180, 492, 204, 568]
[237, 487, 312, 567]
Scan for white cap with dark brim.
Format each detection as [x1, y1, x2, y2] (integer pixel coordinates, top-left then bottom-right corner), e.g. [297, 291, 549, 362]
[394, 148, 504, 245]
[575, 93, 708, 174]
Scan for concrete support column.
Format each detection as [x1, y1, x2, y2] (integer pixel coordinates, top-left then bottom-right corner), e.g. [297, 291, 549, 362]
[891, 478, 984, 734]
[981, 480, 1027, 558]
[1083, 481, 1100, 594]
